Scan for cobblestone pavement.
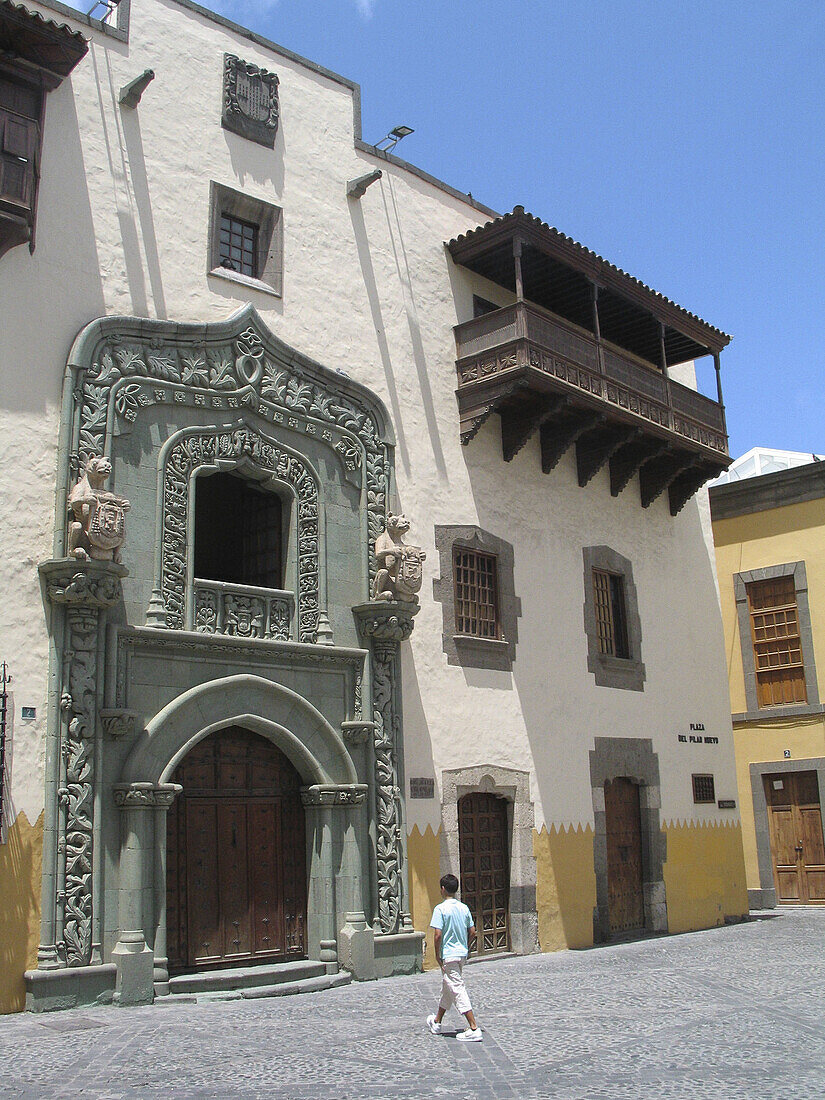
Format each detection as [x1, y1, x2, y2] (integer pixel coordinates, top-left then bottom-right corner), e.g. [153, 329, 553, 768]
[1, 909, 824, 1100]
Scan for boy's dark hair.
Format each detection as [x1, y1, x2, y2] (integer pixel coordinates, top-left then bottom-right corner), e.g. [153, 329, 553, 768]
[440, 873, 459, 895]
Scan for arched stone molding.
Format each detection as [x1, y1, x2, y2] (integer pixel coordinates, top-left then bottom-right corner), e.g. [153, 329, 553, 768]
[121, 674, 357, 788]
[589, 736, 667, 942]
[440, 765, 539, 956]
[150, 420, 323, 642]
[57, 304, 395, 595]
[115, 676, 366, 996]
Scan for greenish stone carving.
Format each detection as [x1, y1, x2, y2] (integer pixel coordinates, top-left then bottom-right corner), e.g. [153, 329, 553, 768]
[40, 559, 126, 968]
[354, 602, 419, 935]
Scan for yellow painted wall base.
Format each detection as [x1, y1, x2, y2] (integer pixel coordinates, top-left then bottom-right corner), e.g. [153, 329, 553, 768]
[407, 824, 442, 970]
[534, 824, 595, 950]
[663, 820, 749, 934]
[0, 810, 43, 1014]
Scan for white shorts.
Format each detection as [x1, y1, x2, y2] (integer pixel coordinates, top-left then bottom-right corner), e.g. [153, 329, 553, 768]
[439, 957, 472, 1015]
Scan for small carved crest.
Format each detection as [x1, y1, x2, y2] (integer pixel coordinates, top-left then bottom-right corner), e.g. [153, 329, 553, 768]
[222, 54, 280, 147]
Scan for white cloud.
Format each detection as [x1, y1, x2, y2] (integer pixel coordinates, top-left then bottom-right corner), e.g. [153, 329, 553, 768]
[355, 0, 377, 17]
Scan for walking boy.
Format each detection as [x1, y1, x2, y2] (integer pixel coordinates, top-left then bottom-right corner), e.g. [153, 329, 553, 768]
[426, 873, 483, 1041]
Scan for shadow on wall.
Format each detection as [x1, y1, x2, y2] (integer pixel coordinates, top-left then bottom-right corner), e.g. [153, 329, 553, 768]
[348, 194, 411, 477]
[0, 809, 43, 1014]
[0, 71, 105, 415]
[459, 421, 597, 948]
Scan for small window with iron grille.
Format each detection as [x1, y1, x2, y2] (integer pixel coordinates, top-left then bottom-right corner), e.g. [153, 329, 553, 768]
[219, 213, 258, 277]
[592, 569, 629, 659]
[692, 774, 715, 804]
[453, 547, 500, 640]
[208, 182, 283, 296]
[747, 576, 807, 708]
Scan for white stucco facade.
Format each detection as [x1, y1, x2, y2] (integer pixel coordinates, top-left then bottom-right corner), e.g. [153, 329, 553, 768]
[0, 0, 748, 1013]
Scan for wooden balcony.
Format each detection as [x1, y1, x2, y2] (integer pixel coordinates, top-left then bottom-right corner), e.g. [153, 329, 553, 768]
[454, 301, 730, 515]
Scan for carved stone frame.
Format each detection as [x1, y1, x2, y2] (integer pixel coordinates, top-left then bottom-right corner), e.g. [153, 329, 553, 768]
[208, 181, 283, 297]
[432, 525, 521, 671]
[733, 561, 821, 721]
[589, 737, 667, 942]
[440, 765, 539, 955]
[582, 545, 645, 692]
[748, 756, 825, 910]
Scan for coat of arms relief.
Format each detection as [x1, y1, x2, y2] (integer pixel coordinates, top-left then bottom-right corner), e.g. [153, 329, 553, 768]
[222, 53, 280, 147]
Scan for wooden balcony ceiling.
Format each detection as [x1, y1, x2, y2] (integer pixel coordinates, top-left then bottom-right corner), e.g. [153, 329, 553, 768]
[448, 209, 732, 516]
[0, 0, 88, 83]
[447, 207, 730, 367]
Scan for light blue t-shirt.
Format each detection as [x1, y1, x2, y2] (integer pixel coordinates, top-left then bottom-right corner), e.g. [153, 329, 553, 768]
[430, 897, 473, 961]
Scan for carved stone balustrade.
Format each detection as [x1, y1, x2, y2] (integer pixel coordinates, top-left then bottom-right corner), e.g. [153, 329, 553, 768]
[191, 578, 294, 641]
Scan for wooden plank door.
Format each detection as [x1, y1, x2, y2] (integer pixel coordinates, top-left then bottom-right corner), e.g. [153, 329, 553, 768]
[166, 726, 307, 971]
[458, 792, 510, 954]
[765, 772, 825, 903]
[605, 777, 645, 935]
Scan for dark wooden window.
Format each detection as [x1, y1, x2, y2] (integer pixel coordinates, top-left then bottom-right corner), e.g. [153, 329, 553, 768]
[692, 774, 715, 804]
[194, 472, 284, 589]
[748, 577, 807, 708]
[0, 73, 43, 256]
[593, 569, 630, 659]
[219, 212, 258, 277]
[453, 547, 500, 639]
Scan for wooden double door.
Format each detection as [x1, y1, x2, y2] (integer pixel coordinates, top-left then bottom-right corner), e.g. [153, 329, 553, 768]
[764, 771, 825, 904]
[458, 792, 511, 954]
[605, 777, 645, 935]
[166, 727, 307, 971]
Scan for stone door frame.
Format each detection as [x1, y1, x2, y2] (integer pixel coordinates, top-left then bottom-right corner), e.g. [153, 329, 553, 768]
[590, 737, 667, 942]
[748, 756, 825, 909]
[440, 765, 539, 956]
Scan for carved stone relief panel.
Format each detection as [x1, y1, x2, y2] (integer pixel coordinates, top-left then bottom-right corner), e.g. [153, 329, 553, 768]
[222, 54, 280, 147]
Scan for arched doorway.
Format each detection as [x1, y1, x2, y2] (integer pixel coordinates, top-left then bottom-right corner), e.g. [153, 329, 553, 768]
[604, 776, 645, 935]
[166, 726, 307, 972]
[458, 792, 511, 954]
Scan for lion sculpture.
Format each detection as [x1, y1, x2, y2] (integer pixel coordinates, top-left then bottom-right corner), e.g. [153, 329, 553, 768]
[372, 514, 426, 603]
[68, 456, 131, 563]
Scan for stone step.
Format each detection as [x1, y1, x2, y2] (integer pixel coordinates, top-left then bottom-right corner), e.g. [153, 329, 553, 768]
[177, 971, 351, 1004]
[168, 959, 328, 996]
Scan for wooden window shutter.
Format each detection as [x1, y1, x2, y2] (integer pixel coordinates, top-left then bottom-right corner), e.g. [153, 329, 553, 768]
[747, 576, 807, 707]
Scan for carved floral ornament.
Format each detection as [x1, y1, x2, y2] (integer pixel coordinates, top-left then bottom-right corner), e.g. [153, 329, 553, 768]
[67, 309, 393, 630]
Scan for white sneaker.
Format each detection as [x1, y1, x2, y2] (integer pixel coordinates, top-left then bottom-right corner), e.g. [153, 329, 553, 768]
[426, 1014, 442, 1035]
[456, 1027, 483, 1042]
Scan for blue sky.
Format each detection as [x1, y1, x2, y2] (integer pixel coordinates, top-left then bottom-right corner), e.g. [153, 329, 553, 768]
[210, 3, 823, 457]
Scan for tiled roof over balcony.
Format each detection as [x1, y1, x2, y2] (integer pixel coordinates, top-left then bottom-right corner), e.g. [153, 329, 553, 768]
[447, 208, 732, 516]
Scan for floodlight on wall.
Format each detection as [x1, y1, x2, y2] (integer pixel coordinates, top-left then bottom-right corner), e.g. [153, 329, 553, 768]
[374, 125, 414, 152]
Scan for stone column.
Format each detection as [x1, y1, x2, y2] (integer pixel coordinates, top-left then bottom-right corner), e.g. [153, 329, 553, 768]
[352, 602, 418, 936]
[301, 791, 338, 974]
[37, 559, 126, 970]
[112, 783, 156, 1006]
[151, 784, 182, 996]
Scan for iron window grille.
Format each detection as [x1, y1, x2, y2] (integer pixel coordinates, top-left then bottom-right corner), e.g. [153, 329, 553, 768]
[592, 569, 630, 659]
[453, 547, 500, 639]
[219, 213, 258, 277]
[692, 774, 716, 804]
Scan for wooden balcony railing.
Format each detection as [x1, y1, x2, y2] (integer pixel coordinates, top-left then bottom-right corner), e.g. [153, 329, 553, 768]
[455, 301, 728, 457]
[454, 301, 730, 515]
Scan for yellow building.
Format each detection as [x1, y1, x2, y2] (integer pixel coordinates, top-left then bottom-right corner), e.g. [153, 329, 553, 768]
[710, 461, 825, 908]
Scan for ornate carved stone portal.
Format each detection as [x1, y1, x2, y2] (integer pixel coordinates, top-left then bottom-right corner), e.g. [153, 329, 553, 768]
[372, 514, 426, 603]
